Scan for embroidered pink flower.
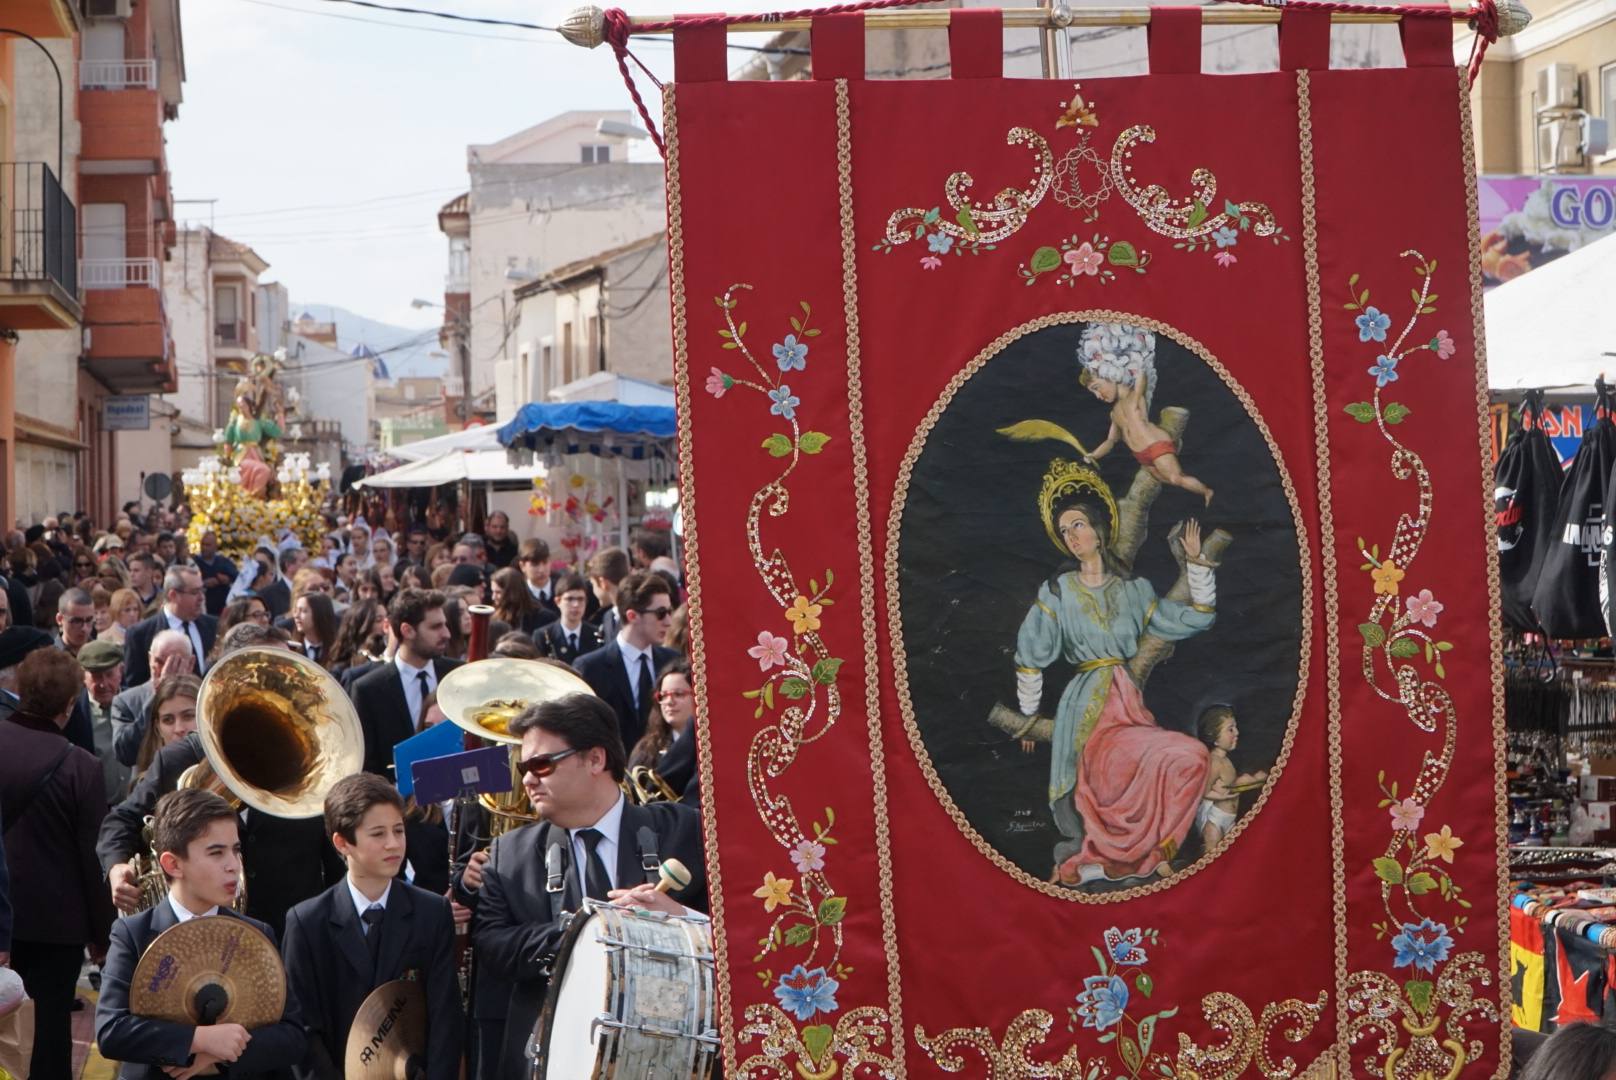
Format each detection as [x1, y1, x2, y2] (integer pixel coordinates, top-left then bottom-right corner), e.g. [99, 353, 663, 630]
[1404, 588, 1444, 628]
[919, 255, 943, 271]
[1213, 250, 1238, 268]
[1430, 330, 1456, 359]
[747, 630, 790, 671]
[1388, 797, 1425, 832]
[1063, 243, 1104, 276]
[790, 839, 827, 873]
[705, 366, 731, 398]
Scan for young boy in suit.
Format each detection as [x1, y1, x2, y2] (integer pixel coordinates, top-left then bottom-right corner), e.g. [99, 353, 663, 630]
[282, 772, 463, 1080]
[95, 788, 308, 1080]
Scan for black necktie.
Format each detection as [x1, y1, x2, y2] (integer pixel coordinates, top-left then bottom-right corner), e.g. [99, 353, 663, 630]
[636, 653, 653, 716]
[182, 620, 198, 660]
[362, 903, 384, 967]
[567, 632, 577, 654]
[576, 828, 612, 902]
[417, 669, 430, 705]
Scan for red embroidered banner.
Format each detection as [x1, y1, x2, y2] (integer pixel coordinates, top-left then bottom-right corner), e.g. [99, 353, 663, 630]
[668, 11, 1507, 1077]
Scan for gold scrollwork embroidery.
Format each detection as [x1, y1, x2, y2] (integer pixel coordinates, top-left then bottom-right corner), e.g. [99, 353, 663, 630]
[885, 127, 1054, 248]
[1176, 992, 1329, 1080]
[1343, 952, 1498, 1080]
[737, 1004, 898, 1080]
[1109, 125, 1279, 243]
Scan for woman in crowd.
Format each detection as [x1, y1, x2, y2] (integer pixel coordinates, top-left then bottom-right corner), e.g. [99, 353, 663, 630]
[90, 585, 114, 639]
[440, 596, 470, 661]
[132, 673, 201, 781]
[355, 567, 386, 605]
[425, 541, 453, 575]
[95, 555, 130, 594]
[429, 563, 453, 590]
[69, 547, 98, 586]
[349, 522, 375, 570]
[491, 566, 548, 635]
[291, 590, 339, 667]
[628, 657, 698, 799]
[371, 535, 396, 577]
[214, 595, 271, 653]
[328, 598, 388, 678]
[333, 552, 359, 598]
[100, 587, 144, 646]
[400, 563, 433, 591]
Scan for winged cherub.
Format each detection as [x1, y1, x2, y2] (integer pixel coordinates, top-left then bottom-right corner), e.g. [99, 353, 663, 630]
[1078, 322, 1213, 506]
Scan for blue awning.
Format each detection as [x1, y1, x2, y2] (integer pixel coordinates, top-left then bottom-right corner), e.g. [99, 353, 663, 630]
[496, 402, 677, 461]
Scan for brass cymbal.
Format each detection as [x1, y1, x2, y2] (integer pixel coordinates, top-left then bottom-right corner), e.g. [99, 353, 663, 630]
[438, 658, 595, 746]
[130, 915, 286, 1029]
[344, 979, 426, 1079]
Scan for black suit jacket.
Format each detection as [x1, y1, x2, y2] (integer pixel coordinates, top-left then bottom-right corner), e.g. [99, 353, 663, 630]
[96, 904, 307, 1079]
[473, 799, 707, 1074]
[283, 880, 463, 1080]
[121, 611, 217, 689]
[349, 658, 463, 777]
[537, 621, 602, 667]
[572, 643, 679, 752]
[258, 580, 292, 620]
[97, 733, 343, 940]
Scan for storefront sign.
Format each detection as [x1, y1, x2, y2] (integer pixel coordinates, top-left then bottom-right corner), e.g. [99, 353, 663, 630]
[1480, 176, 1616, 287]
[103, 395, 150, 431]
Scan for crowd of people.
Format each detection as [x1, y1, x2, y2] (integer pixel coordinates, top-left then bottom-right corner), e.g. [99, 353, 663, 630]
[0, 500, 702, 1079]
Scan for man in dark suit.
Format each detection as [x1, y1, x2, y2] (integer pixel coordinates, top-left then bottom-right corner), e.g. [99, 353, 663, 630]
[99, 623, 343, 941]
[537, 572, 602, 665]
[283, 774, 462, 1080]
[121, 566, 217, 689]
[0, 647, 116, 1080]
[473, 693, 706, 1075]
[110, 629, 193, 768]
[573, 570, 679, 752]
[350, 588, 461, 777]
[96, 788, 307, 1079]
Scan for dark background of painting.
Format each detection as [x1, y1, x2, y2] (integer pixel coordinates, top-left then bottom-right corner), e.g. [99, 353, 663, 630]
[894, 319, 1305, 884]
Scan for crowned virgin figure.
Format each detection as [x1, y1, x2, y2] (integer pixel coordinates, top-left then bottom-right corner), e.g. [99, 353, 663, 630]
[1013, 460, 1217, 887]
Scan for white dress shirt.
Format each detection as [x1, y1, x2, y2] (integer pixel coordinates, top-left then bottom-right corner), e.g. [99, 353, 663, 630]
[346, 876, 392, 923]
[164, 608, 207, 671]
[570, 792, 625, 891]
[526, 580, 551, 605]
[395, 653, 437, 725]
[615, 633, 653, 710]
[167, 893, 220, 923]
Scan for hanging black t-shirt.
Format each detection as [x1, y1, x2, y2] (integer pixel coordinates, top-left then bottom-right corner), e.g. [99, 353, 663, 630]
[1534, 381, 1616, 639]
[1496, 391, 1563, 633]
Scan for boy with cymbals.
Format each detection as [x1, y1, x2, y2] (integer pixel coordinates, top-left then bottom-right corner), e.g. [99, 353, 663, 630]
[95, 788, 307, 1079]
[282, 772, 462, 1079]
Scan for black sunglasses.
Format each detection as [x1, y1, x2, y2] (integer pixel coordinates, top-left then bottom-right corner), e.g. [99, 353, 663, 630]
[516, 747, 581, 778]
[637, 606, 674, 620]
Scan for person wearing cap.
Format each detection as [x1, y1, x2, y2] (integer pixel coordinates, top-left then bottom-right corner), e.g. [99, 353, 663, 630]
[78, 640, 132, 801]
[91, 534, 124, 558]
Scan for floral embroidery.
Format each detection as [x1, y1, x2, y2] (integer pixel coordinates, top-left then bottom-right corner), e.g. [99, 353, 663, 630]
[1213, 250, 1237, 268]
[1016, 232, 1150, 287]
[1431, 328, 1456, 359]
[784, 595, 824, 635]
[1104, 926, 1148, 967]
[1369, 559, 1405, 595]
[768, 385, 800, 421]
[705, 366, 732, 398]
[774, 964, 840, 1021]
[1390, 918, 1455, 974]
[1404, 588, 1443, 627]
[1387, 797, 1425, 831]
[1065, 242, 1103, 275]
[790, 839, 827, 873]
[1355, 306, 1392, 343]
[1368, 355, 1400, 388]
[754, 871, 794, 913]
[877, 83, 1287, 276]
[748, 630, 790, 671]
[1074, 975, 1130, 1031]
[1423, 824, 1463, 864]
[772, 334, 808, 373]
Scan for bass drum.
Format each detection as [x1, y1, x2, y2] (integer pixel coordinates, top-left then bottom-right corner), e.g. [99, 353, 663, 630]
[532, 900, 719, 1079]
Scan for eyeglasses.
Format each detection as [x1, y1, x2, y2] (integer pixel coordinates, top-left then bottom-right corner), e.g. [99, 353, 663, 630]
[74, 561, 94, 570]
[656, 689, 692, 702]
[515, 747, 580, 778]
[63, 615, 94, 627]
[638, 606, 674, 620]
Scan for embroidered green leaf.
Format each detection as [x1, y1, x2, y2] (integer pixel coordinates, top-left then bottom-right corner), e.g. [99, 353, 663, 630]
[1120, 1035, 1142, 1074]
[783, 923, 815, 947]
[779, 678, 810, 700]
[741, 689, 761, 700]
[1372, 857, 1404, 885]
[1029, 246, 1062, 275]
[1358, 623, 1387, 648]
[1349, 273, 1361, 287]
[1435, 641, 1453, 652]
[1383, 402, 1411, 425]
[1223, 199, 1242, 218]
[762, 682, 775, 710]
[957, 206, 981, 239]
[790, 317, 803, 333]
[802, 1024, 834, 1063]
[1137, 972, 1154, 998]
[817, 896, 847, 925]
[1091, 945, 1108, 974]
[922, 207, 940, 226]
[800, 300, 812, 316]
[1098, 1031, 1116, 1045]
[811, 658, 844, 685]
[736, 321, 747, 338]
[1107, 241, 1140, 267]
[1434, 661, 1446, 680]
[1388, 637, 1420, 659]
[718, 329, 733, 339]
[824, 568, 835, 587]
[1187, 200, 1209, 228]
[799, 431, 832, 455]
[1138, 1014, 1157, 1058]
[1404, 979, 1434, 1016]
[1344, 402, 1376, 423]
[913, 225, 925, 239]
[1407, 872, 1438, 895]
[721, 341, 739, 350]
[762, 434, 792, 458]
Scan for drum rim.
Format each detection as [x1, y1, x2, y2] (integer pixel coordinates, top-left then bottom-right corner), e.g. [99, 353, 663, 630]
[534, 900, 608, 1076]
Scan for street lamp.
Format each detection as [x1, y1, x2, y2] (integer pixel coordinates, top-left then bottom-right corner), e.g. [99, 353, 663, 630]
[412, 297, 474, 428]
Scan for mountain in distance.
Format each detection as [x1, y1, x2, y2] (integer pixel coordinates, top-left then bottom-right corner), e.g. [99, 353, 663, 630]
[289, 301, 448, 380]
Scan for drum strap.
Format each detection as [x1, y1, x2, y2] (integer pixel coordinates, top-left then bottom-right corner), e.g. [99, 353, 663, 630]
[636, 825, 660, 885]
[545, 829, 567, 895]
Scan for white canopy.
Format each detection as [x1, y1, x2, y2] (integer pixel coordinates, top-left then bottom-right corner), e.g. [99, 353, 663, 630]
[386, 424, 504, 462]
[1487, 229, 1616, 391]
[355, 449, 545, 488]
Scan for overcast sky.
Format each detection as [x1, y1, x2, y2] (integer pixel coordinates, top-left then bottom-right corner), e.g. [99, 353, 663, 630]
[167, 0, 780, 329]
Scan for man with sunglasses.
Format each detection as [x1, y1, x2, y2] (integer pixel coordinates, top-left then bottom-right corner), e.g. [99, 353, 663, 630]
[572, 570, 681, 752]
[473, 692, 705, 1076]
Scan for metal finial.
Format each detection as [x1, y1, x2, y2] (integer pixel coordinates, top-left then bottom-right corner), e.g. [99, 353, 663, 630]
[1493, 0, 1533, 36]
[560, 6, 607, 49]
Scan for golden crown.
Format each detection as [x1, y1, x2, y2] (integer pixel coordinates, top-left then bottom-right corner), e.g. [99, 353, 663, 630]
[1038, 458, 1117, 557]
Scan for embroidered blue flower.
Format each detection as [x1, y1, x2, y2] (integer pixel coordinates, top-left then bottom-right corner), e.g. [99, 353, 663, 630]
[927, 232, 954, 255]
[1104, 926, 1148, 967]
[773, 965, 839, 1021]
[1212, 227, 1239, 249]
[1073, 974, 1129, 1031]
[1391, 919, 1454, 974]
[772, 335, 808, 373]
[1356, 306, 1392, 343]
[768, 385, 801, 421]
[1368, 355, 1400, 388]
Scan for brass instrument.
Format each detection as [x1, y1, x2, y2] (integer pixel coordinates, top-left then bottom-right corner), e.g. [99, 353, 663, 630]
[121, 646, 365, 915]
[625, 763, 679, 805]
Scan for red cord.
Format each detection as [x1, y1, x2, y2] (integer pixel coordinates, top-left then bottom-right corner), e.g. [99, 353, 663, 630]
[601, 0, 1503, 158]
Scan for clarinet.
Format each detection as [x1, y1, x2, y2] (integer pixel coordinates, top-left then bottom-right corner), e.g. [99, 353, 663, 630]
[453, 604, 496, 1010]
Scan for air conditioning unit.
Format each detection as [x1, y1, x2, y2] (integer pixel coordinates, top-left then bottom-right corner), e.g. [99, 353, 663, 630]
[1585, 116, 1612, 158]
[83, 0, 133, 18]
[1538, 116, 1585, 170]
[1538, 62, 1581, 111]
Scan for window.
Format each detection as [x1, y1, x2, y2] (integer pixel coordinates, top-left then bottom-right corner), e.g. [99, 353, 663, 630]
[580, 145, 611, 164]
[562, 323, 575, 384]
[588, 314, 601, 372]
[214, 286, 239, 343]
[1603, 63, 1616, 124]
[541, 343, 554, 395]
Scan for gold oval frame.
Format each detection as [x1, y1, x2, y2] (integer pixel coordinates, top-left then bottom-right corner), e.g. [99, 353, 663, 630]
[885, 309, 1313, 903]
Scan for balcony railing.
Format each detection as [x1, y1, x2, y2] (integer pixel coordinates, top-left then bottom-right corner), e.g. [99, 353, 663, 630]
[215, 320, 246, 347]
[0, 163, 78, 298]
[82, 257, 158, 289]
[79, 59, 158, 90]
